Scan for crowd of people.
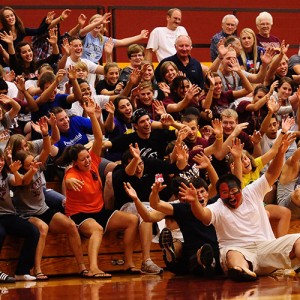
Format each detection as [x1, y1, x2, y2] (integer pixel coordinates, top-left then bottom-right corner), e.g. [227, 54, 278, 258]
[0, 5, 300, 283]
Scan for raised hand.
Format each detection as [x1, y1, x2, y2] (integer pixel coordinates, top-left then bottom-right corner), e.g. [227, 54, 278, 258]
[212, 118, 223, 137]
[9, 160, 22, 174]
[281, 116, 295, 133]
[123, 182, 138, 200]
[45, 11, 55, 24]
[158, 82, 170, 95]
[151, 181, 166, 195]
[178, 182, 197, 203]
[104, 101, 115, 114]
[250, 130, 262, 145]
[129, 143, 140, 159]
[140, 29, 149, 39]
[104, 37, 114, 56]
[185, 84, 201, 101]
[82, 97, 96, 116]
[267, 97, 280, 113]
[14, 75, 26, 92]
[78, 14, 87, 27]
[129, 68, 142, 86]
[193, 152, 211, 170]
[279, 40, 289, 56]
[0, 31, 14, 44]
[61, 9, 71, 21]
[160, 113, 175, 127]
[47, 27, 58, 46]
[56, 69, 67, 82]
[153, 100, 166, 116]
[47, 112, 57, 128]
[67, 65, 77, 80]
[261, 47, 276, 65]
[61, 38, 70, 56]
[232, 122, 249, 137]
[228, 138, 244, 159]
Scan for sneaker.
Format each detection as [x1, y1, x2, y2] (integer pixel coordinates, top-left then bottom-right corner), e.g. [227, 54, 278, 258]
[196, 244, 215, 276]
[15, 274, 36, 281]
[159, 228, 176, 264]
[141, 259, 163, 275]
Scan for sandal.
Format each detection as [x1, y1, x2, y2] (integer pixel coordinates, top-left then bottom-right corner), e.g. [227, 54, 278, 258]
[79, 269, 89, 278]
[88, 272, 112, 279]
[228, 266, 257, 282]
[0, 272, 15, 283]
[35, 272, 49, 281]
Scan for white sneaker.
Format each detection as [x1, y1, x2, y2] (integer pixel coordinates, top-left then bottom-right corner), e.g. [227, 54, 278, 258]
[15, 274, 36, 281]
[141, 259, 163, 275]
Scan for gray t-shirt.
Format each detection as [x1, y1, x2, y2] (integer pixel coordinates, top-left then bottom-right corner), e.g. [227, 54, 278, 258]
[11, 168, 48, 217]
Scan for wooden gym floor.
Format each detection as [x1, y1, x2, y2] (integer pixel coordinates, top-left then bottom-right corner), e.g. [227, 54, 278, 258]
[1, 270, 300, 300]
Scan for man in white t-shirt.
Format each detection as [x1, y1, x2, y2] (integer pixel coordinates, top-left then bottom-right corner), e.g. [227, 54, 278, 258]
[145, 8, 188, 62]
[179, 136, 300, 282]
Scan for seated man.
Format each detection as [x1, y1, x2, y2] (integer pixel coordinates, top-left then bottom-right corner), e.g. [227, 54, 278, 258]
[124, 153, 222, 277]
[179, 133, 300, 282]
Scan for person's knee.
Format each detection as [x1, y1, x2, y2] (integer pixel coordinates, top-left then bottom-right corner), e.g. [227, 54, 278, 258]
[291, 189, 300, 207]
[38, 223, 49, 237]
[279, 206, 292, 220]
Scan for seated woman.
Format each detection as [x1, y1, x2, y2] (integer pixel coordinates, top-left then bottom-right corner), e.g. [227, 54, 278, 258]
[134, 81, 166, 121]
[95, 62, 123, 96]
[239, 28, 265, 73]
[0, 28, 59, 80]
[0, 148, 39, 282]
[56, 97, 141, 277]
[163, 76, 200, 120]
[11, 117, 87, 280]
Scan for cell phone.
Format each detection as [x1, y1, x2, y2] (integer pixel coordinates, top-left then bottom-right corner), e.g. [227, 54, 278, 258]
[155, 174, 164, 183]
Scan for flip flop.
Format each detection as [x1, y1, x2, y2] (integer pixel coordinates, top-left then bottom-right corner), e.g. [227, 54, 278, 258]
[79, 269, 89, 278]
[89, 272, 112, 279]
[228, 267, 257, 282]
[35, 273, 49, 281]
[0, 272, 15, 283]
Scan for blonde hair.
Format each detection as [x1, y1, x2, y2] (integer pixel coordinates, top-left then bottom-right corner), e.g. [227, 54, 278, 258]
[88, 14, 107, 42]
[240, 28, 259, 73]
[75, 61, 88, 72]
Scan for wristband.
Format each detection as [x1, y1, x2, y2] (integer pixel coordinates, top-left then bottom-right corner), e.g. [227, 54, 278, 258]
[60, 15, 64, 21]
[43, 134, 49, 138]
[215, 135, 222, 140]
[281, 131, 286, 135]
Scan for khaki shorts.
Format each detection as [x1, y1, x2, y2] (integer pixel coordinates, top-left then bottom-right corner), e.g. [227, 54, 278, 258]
[220, 234, 300, 275]
[120, 202, 153, 224]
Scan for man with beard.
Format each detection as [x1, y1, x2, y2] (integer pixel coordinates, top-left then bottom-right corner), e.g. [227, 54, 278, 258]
[179, 134, 300, 282]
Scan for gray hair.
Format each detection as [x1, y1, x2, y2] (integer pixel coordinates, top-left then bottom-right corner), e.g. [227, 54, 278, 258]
[222, 14, 239, 26]
[256, 11, 273, 25]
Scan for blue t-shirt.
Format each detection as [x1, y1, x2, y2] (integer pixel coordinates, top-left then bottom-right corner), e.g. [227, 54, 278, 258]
[32, 93, 72, 123]
[81, 33, 116, 63]
[55, 116, 93, 158]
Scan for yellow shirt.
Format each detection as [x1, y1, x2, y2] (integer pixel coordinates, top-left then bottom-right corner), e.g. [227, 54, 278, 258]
[242, 157, 264, 188]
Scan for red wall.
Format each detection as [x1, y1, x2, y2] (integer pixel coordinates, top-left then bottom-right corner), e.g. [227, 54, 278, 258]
[2, 1, 300, 62]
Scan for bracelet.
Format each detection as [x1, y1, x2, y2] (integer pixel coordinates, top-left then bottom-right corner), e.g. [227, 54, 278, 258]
[218, 55, 223, 60]
[281, 131, 286, 135]
[43, 134, 49, 138]
[60, 15, 64, 21]
[209, 88, 214, 91]
[215, 135, 222, 140]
